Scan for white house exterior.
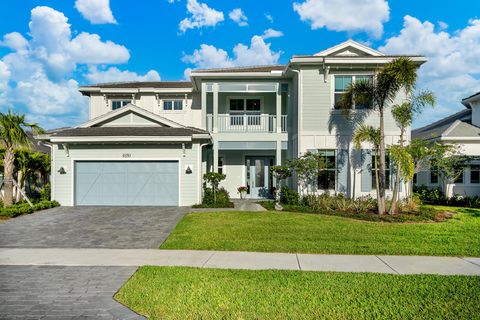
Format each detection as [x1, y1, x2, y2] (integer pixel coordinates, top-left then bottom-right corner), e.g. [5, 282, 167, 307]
[413, 92, 480, 197]
[37, 40, 426, 206]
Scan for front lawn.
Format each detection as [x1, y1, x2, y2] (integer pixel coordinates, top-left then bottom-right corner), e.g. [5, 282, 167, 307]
[116, 266, 480, 320]
[161, 206, 480, 256]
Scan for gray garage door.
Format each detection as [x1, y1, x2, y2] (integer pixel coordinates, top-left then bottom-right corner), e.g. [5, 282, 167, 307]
[75, 161, 179, 206]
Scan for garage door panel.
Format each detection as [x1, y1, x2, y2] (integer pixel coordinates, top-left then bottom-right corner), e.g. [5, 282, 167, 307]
[75, 161, 179, 206]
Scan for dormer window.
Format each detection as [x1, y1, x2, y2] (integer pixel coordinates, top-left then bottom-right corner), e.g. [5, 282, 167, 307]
[163, 100, 183, 111]
[111, 100, 131, 110]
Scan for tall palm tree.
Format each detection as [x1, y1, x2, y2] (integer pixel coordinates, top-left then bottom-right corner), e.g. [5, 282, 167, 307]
[340, 57, 418, 214]
[353, 125, 381, 201]
[0, 111, 43, 206]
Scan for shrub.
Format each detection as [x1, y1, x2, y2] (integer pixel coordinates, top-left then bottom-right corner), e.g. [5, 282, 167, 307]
[40, 183, 51, 201]
[0, 200, 60, 218]
[199, 187, 233, 208]
[280, 186, 300, 205]
[414, 185, 480, 208]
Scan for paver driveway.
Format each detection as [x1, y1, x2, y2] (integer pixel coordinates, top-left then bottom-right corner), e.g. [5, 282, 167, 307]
[0, 206, 189, 248]
[0, 266, 144, 319]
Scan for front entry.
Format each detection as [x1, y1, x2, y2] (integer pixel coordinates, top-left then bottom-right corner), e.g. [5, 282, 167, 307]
[245, 156, 274, 198]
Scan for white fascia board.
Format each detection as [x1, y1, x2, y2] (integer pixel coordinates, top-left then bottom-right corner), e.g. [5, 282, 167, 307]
[290, 56, 427, 65]
[440, 137, 480, 142]
[151, 88, 192, 93]
[192, 134, 212, 140]
[100, 88, 139, 94]
[190, 72, 284, 78]
[50, 136, 193, 143]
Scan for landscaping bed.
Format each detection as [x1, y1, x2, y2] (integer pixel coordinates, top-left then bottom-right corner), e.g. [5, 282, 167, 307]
[161, 207, 480, 256]
[116, 266, 480, 320]
[0, 200, 60, 219]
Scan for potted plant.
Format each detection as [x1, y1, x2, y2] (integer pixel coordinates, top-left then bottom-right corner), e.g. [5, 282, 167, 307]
[237, 186, 247, 199]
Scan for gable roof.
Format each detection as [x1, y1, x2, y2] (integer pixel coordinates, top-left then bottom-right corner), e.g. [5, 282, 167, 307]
[462, 91, 480, 107]
[314, 40, 385, 57]
[79, 104, 184, 129]
[412, 109, 475, 140]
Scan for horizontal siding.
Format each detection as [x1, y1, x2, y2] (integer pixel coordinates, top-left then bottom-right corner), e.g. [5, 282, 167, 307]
[53, 143, 200, 206]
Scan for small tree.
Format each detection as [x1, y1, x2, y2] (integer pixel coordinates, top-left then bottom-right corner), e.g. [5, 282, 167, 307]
[270, 165, 291, 208]
[0, 111, 43, 207]
[203, 172, 226, 203]
[352, 124, 381, 209]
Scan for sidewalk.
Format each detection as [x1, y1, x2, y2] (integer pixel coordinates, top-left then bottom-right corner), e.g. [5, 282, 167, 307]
[1, 248, 479, 276]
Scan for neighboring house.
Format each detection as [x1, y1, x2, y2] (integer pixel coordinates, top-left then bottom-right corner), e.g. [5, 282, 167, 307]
[37, 40, 426, 206]
[413, 92, 480, 197]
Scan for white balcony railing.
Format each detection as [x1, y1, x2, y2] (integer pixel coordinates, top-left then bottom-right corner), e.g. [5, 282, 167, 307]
[207, 114, 287, 133]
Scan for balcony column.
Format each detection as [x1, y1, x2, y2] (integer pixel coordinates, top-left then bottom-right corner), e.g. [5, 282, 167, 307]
[213, 83, 219, 133]
[276, 83, 282, 133]
[201, 83, 207, 130]
[276, 140, 282, 165]
[213, 140, 219, 173]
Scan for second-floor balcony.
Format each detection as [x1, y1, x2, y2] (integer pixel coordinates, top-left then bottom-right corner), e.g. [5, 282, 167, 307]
[207, 114, 287, 133]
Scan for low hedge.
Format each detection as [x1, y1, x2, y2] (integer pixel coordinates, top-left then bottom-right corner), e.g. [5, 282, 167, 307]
[0, 200, 60, 218]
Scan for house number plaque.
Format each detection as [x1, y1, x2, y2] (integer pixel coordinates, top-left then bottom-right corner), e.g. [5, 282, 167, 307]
[122, 153, 132, 158]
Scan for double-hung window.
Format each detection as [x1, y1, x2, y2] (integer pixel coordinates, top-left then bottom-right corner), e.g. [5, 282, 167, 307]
[317, 150, 336, 190]
[454, 169, 464, 184]
[334, 75, 373, 109]
[111, 100, 131, 110]
[163, 100, 183, 111]
[371, 151, 391, 190]
[471, 165, 480, 184]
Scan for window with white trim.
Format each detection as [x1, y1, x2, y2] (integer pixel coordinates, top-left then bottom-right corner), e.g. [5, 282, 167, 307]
[430, 163, 439, 184]
[334, 75, 373, 109]
[371, 151, 391, 190]
[111, 100, 131, 110]
[163, 100, 183, 111]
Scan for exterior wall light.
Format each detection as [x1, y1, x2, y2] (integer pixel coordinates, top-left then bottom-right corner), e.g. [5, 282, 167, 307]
[185, 165, 192, 174]
[58, 166, 66, 174]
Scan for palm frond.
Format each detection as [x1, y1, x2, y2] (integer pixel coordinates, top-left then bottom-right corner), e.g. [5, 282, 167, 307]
[352, 124, 380, 150]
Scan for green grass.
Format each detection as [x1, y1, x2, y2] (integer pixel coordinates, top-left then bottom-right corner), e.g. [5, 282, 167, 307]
[116, 266, 480, 320]
[161, 206, 480, 256]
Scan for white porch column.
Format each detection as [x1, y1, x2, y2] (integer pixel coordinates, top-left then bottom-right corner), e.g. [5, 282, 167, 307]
[213, 140, 219, 173]
[276, 83, 282, 133]
[201, 83, 207, 130]
[213, 83, 219, 133]
[276, 140, 282, 165]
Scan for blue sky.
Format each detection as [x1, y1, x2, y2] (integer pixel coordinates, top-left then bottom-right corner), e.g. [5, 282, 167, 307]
[0, 0, 479, 129]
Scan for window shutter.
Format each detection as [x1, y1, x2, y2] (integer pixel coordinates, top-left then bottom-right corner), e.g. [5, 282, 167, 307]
[337, 149, 349, 194]
[361, 149, 372, 192]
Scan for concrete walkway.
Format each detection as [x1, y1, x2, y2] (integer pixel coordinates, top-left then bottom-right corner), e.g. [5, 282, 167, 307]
[1, 248, 479, 276]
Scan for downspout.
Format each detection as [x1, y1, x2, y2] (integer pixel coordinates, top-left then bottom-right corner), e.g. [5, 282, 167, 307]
[197, 141, 212, 204]
[287, 67, 301, 194]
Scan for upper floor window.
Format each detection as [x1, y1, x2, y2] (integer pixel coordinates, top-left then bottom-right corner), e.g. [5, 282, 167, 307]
[334, 75, 373, 110]
[317, 150, 336, 190]
[112, 100, 131, 110]
[471, 165, 480, 184]
[163, 100, 183, 111]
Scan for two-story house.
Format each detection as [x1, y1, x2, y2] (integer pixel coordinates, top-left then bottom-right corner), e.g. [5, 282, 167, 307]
[413, 92, 480, 197]
[37, 40, 426, 206]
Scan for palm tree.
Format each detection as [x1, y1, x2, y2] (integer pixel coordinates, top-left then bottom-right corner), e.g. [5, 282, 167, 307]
[0, 111, 43, 207]
[389, 92, 435, 214]
[353, 125, 381, 201]
[340, 57, 418, 214]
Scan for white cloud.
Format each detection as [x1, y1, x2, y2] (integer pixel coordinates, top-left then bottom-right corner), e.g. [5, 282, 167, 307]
[0, 32, 29, 52]
[179, 0, 224, 32]
[229, 8, 248, 27]
[183, 35, 281, 72]
[69, 33, 129, 64]
[265, 13, 274, 23]
[262, 28, 283, 39]
[0, 6, 159, 129]
[74, 0, 117, 24]
[379, 16, 480, 127]
[293, 0, 389, 38]
[85, 66, 161, 83]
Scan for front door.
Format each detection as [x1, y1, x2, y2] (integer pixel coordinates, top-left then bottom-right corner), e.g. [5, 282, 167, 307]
[246, 156, 274, 198]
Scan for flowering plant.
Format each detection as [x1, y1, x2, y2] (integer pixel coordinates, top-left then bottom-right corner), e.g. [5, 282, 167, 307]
[237, 186, 248, 199]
